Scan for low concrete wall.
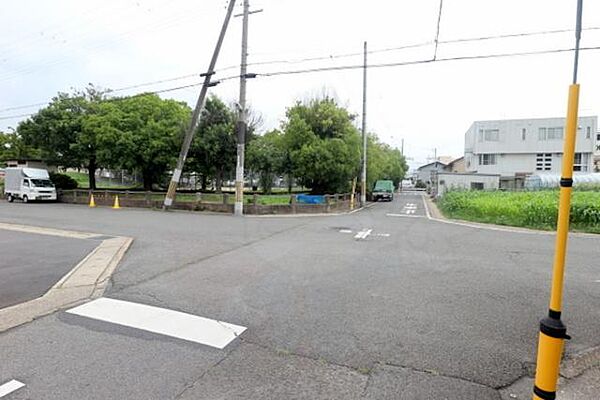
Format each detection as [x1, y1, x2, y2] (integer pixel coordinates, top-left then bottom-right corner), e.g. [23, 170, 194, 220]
[58, 190, 352, 215]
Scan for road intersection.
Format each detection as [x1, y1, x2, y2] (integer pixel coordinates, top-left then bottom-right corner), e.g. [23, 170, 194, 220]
[0, 194, 598, 399]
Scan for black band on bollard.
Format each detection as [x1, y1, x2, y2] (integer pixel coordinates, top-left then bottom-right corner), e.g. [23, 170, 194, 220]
[560, 178, 573, 187]
[548, 309, 561, 319]
[533, 385, 556, 400]
[540, 316, 571, 340]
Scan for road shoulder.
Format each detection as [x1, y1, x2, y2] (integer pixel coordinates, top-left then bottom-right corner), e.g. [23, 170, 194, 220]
[0, 223, 133, 333]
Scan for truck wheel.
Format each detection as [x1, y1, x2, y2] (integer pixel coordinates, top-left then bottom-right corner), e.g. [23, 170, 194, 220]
[7, 194, 14, 203]
[22, 195, 28, 203]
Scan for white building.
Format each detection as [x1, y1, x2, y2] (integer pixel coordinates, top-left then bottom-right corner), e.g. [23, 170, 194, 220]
[434, 172, 500, 197]
[464, 116, 597, 188]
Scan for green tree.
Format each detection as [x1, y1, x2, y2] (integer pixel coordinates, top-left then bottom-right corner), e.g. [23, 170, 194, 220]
[366, 134, 407, 190]
[0, 131, 41, 163]
[246, 129, 284, 194]
[187, 95, 236, 192]
[282, 97, 361, 194]
[94, 93, 191, 191]
[17, 86, 104, 189]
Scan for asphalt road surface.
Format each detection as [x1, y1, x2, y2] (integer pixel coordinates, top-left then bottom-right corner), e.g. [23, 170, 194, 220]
[0, 229, 97, 309]
[0, 197, 598, 399]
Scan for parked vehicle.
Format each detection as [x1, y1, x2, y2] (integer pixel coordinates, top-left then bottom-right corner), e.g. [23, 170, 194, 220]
[372, 180, 395, 201]
[4, 168, 57, 203]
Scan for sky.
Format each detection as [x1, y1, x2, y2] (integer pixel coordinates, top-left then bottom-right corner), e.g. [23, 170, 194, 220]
[1, 0, 600, 170]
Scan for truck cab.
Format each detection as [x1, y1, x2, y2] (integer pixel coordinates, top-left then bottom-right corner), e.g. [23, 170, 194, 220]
[4, 168, 57, 203]
[372, 180, 395, 202]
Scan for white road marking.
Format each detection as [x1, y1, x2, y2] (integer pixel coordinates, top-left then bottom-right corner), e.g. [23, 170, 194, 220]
[339, 229, 353, 233]
[421, 194, 432, 219]
[594, 280, 600, 283]
[387, 213, 424, 218]
[376, 233, 391, 237]
[0, 380, 25, 397]
[67, 298, 246, 349]
[354, 229, 373, 240]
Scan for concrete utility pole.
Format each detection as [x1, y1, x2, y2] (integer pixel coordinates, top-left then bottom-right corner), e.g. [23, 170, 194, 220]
[163, 0, 237, 209]
[532, 1, 583, 399]
[233, 0, 262, 216]
[360, 41, 367, 205]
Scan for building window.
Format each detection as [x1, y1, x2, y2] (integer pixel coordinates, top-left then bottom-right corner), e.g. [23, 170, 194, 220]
[483, 129, 499, 141]
[536, 153, 552, 171]
[539, 127, 564, 140]
[478, 154, 497, 165]
[521, 128, 526, 141]
[471, 182, 484, 190]
[547, 127, 564, 140]
[573, 153, 589, 172]
[597, 133, 600, 141]
[538, 127, 546, 140]
[586, 126, 591, 139]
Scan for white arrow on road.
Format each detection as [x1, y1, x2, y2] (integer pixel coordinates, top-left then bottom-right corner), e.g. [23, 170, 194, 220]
[354, 229, 373, 240]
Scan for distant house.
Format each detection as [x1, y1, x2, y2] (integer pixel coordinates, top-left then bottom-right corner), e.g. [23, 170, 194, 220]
[416, 161, 447, 186]
[444, 157, 465, 173]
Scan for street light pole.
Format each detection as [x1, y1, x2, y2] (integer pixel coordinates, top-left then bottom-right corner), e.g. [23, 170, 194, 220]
[532, 1, 583, 399]
[360, 41, 367, 205]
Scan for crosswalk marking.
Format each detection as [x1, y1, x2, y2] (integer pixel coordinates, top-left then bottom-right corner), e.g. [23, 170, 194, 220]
[354, 229, 373, 240]
[0, 380, 25, 398]
[67, 298, 246, 349]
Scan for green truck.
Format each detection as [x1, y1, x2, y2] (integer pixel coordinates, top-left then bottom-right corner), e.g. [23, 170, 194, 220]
[372, 180, 395, 202]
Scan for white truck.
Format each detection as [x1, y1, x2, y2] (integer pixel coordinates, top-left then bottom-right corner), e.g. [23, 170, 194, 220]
[4, 168, 57, 203]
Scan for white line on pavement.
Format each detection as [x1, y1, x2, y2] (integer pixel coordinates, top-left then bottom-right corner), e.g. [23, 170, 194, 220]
[0, 380, 25, 397]
[67, 298, 246, 349]
[387, 213, 425, 218]
[339, 229, 353, 233]
[376, 233, 391, 237]
[354, 229, 372, 240]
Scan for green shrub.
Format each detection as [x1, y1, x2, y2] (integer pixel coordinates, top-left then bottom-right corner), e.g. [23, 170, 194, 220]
[438, 189, 600, 233]
[49, 172, 78, 190]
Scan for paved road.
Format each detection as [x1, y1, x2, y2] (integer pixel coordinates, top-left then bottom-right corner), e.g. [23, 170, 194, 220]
[0, 229, 97, 309]
[0, 198, 598, 399]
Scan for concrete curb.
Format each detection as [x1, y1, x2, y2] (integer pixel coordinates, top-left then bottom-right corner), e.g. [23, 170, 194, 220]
[561, 345, 600, 379]
[0, 224, 133, 333]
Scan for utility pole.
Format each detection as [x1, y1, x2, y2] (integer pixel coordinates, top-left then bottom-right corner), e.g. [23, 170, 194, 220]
[532, 1, 583, 399]
[400, 138, 404, 191]
[163, 0, 237, 209]
[234, 0, 261, 216]
[360, 41, 367, 205]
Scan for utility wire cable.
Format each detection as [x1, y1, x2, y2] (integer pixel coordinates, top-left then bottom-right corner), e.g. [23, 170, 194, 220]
[3, 25, 600, 114]
[433, 0, 444, 60]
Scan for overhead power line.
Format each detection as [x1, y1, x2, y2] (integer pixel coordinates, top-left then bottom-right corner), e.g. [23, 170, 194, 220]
[2, 24, 600, 116]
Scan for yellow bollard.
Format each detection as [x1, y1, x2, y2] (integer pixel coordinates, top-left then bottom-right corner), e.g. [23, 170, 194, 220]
[112, 195, 121, 209]
[89, 194, 96, 208]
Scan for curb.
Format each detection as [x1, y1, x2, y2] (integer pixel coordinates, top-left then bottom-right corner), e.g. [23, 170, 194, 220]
[0, 223, 133, 333]
[245, 202, 378, 218]
[561, 345, 600, 379]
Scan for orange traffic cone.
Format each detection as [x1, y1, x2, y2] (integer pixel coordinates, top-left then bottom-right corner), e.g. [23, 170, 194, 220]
[112, 195, 121, 209]
[89, 194, 96, 208]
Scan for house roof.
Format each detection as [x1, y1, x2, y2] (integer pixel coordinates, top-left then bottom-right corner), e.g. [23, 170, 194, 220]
[417, 161, 446, 170]
[445, 156, 464, 167]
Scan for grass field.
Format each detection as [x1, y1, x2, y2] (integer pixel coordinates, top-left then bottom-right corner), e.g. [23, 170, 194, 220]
[437, 190, 600, 234]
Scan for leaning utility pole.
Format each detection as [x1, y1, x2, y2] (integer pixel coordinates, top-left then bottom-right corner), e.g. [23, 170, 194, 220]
[532, 1, 583, 399]
[163, 0, 237, 209]
[360, 41, 368, 205]
[234, 0, 250, 216]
